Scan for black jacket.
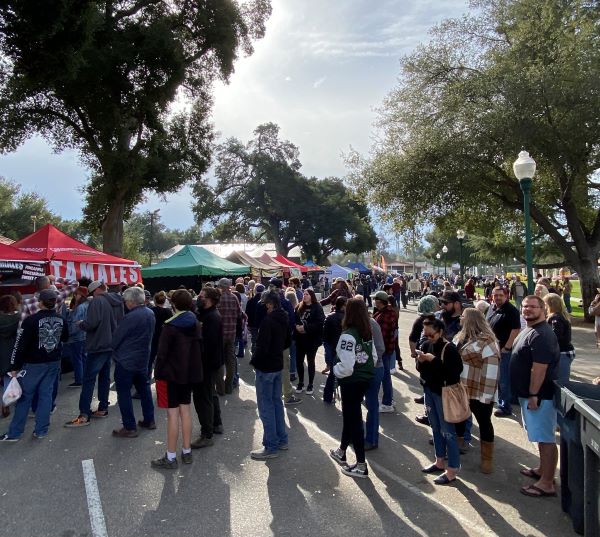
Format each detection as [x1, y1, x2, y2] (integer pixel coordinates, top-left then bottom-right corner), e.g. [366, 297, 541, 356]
[250, 307, 288, 373]
[294, 303, 325, 348]
[323, 310, 344, 348]
[416, 339, 463, 395]
[154, 311, 203, 384]
[11, 309, 69, 370]
[197, 305, 224, 371]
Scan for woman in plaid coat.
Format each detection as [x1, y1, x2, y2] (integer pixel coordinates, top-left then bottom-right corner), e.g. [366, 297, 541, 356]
[453, 308, 500, 474]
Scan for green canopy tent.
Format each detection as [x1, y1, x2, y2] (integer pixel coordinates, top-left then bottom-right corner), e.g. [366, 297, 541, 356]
[141, 245, 250, 293]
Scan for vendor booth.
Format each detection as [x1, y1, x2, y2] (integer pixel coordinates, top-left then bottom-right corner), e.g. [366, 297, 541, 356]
[273, 254, 307, 276]
[12, 224, 141, 285]
[346, 262, 371, 275]
[226, 250, 279, 280]
[0, 243, 47, 286]
[324, 264, 354, 281]
[141, 245, 250, 293]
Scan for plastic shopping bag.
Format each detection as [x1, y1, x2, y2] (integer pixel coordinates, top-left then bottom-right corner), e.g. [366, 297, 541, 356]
[2, 376, 22, 406]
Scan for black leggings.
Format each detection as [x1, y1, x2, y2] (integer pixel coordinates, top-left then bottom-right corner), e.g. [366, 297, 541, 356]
[340, 381, 370, 463]
[455, 399, 495, 442]
[296, 342, 318, 386]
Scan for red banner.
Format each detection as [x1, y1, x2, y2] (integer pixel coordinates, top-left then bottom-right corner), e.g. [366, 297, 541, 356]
[48, 260, 141, 285]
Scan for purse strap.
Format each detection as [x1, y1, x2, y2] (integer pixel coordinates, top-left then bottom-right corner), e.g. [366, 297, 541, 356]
[440, 340, 449, 386]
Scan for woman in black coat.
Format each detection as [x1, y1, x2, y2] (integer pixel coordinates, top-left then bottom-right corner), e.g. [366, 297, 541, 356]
[294, 289, 325, 395]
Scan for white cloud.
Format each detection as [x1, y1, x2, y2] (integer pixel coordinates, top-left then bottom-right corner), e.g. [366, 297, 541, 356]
[0, 0, 470, 231]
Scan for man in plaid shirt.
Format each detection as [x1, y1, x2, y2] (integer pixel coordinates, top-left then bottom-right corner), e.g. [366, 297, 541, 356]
[372, 290, 398, 413]
[216, 278, 242, 394]
[21, 276, 79, 321]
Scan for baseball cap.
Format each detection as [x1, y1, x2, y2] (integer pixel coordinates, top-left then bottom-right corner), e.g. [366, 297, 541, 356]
[39, 289, 58, 303]
[88, 281, 103, 294]
[371, 290, 389, 303]
[440, 291, 461, 304]
[255, 284, 265, 293]
[144, 290, 152, 299]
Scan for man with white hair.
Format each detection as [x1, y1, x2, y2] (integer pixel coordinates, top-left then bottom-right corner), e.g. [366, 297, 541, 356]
[110, 287, 156, 437]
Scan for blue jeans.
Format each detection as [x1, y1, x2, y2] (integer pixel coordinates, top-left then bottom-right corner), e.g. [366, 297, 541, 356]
[255, 370, 287, 452]
[114, 362, 154, 430]
[323, 343, 336, 403]
[8, 362, 61, 438]
[381, 352, 394, 406]
[365, 366, 384, 445]
[67, 340, 86, 384]
[424, 386, 460, 469]
[31, 368, 59, 413]
[497, 351, 512, 414]
[563, 294, 572, 313]
[79, 351, 111, 417]
[558, 351, 575, 384]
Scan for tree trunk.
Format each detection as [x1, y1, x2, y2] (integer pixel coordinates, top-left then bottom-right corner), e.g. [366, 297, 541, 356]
[102, 196, 125, 257]
[573, 256, 600, 323]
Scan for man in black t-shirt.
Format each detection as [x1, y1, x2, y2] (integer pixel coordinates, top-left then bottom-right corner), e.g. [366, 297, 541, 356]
[509, 295, 559, 498]
[486, 286, 521, 416]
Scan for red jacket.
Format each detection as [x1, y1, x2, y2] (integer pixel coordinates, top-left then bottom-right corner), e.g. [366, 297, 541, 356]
[373, 305, 398, 353]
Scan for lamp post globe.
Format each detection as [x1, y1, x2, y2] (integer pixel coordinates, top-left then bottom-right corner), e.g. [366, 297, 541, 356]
[513, 151, 536, 293]
[456, 229, 465, 284]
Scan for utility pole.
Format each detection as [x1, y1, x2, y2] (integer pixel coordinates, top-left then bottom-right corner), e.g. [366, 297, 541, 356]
[31, 215, 38, 232]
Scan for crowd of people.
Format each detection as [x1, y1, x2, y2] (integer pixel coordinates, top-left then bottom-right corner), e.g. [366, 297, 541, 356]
[0, 269, 590, 496]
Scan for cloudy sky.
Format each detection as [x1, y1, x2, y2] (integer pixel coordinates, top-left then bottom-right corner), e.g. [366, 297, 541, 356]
[0, 0, 469, 230]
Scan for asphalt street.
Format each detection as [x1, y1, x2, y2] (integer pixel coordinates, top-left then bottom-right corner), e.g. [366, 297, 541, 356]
[1, 302, 596, 537]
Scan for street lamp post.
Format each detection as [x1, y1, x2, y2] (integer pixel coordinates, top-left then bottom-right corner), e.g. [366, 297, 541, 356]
[149, 209, 160, 266]
[513, 151, 536, 294]
[456, 229, 465, 283]
[31, 215, 38, 232]
[442, 245, 448, 279]
[436, 252, 441, 275]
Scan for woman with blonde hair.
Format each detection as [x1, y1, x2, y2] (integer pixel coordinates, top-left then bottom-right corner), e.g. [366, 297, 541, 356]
[534, 284, 549, 299]
[544, 293, 574, 383]
[453, 308, 500, 474]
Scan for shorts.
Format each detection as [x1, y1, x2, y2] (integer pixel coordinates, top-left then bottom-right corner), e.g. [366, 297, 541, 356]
[519, 398, 557, 443]
[156, 380, 192, 408]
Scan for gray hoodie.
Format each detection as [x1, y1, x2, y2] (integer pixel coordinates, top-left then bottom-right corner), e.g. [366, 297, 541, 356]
[79, 292, 124, 353]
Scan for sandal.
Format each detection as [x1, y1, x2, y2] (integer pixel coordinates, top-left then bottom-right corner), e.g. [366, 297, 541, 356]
[520, 484, 557, 498]
[520, 467, 542, 479]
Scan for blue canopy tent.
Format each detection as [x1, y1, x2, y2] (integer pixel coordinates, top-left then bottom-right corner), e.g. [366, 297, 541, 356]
[346, 262, 371, 274]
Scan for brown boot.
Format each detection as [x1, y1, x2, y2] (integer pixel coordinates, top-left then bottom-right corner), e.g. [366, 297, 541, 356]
[480, 441, 494, 474]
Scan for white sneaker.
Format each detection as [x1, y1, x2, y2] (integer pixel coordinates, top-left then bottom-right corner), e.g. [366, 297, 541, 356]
[379, 404, 395, 414]
[390, 367, 397, 374]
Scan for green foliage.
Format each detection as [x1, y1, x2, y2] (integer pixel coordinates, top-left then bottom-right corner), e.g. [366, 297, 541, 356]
[0, 0, 272, 254]
[0, 177, 60, 239]
[352, 0, 600, 315]
[193, 123, 377, 262]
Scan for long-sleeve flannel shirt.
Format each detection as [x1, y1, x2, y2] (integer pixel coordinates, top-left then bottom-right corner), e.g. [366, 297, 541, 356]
[455, 337, 500, 404]
[21, 278, 79, 322]
[217, 290, 242, 340]
[373, 305, 398, 354]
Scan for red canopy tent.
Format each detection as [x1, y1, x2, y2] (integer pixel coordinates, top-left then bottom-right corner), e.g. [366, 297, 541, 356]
[0, 242, 47, 285]
[273, 254, 308, 274]
[13, 224, 142, 285]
